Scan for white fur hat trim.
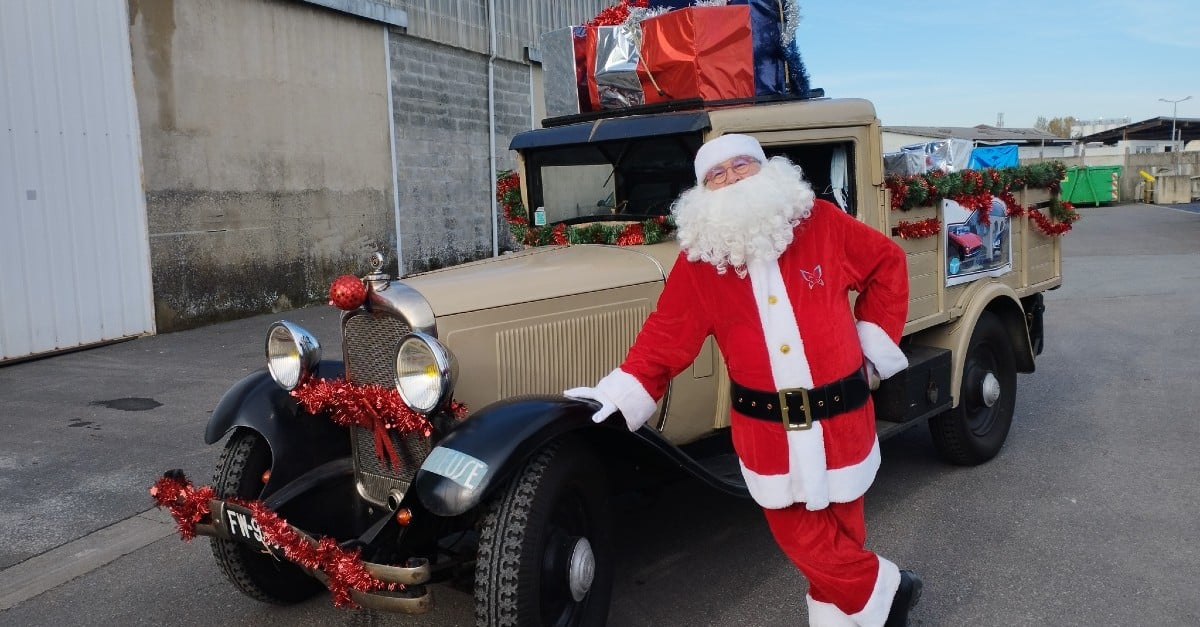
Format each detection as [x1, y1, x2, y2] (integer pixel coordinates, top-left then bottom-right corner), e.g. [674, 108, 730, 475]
[694, 134, 768, 183]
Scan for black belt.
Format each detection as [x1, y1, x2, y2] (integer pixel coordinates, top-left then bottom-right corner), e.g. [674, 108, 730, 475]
[731, 368, 870, 431]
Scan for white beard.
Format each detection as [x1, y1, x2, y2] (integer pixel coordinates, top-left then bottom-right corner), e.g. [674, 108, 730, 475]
[672, 157, 816, 277]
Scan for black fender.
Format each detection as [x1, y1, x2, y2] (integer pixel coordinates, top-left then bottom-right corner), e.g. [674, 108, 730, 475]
[413, 395, 752, 517]
[414, 395, 632, 517]
[205, 360, 351, 498]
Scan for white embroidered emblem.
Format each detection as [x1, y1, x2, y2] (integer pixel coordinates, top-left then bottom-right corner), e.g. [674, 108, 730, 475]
[799, 265, 824, 289]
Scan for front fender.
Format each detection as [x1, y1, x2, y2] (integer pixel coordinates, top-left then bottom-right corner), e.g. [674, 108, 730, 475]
[414, 395, 628, 517]
[205, 360, 350, 497]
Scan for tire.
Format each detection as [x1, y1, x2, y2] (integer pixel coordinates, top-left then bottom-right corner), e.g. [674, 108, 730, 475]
[474, 439, 613, 627]
[210, 429, 323, 604]
[929, 311, 1017, 465]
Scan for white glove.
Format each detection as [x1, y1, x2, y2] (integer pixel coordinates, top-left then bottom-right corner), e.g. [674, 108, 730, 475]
[563, 387, 618, 424]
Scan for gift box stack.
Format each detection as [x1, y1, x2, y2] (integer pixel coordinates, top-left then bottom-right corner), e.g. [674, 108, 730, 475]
[540, 0, 812, 119]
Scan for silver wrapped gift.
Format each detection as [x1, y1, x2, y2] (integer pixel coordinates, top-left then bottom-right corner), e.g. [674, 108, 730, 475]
[900, 138, 974, 173]
[541, 26, 588, 118]
[593, 25, 644, 109]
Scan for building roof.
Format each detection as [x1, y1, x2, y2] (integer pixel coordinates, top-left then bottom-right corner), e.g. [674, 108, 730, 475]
[1077, 116, 1200, 144]
[882, 124, 1072, 146]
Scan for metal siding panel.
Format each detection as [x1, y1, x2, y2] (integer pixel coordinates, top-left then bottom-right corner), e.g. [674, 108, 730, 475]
[17, 0, 58, 355]
[0, 0, 153, 361]
[0, 0, 36, 359]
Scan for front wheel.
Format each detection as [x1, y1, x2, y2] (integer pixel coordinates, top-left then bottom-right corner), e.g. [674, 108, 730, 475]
[474, 438, 613, 627]
[929, 311, 1017, 465]
[210, 429, 323, 604]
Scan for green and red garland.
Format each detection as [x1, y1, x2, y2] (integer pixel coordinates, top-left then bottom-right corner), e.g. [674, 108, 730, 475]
[150, 471, 393, 608]
[497, 170, 675, 247]
[884, 161, 1080, 239]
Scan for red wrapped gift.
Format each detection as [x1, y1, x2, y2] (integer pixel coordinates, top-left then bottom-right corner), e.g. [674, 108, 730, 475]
[576, 26, 600, 112]
[636, 5, 755, 104]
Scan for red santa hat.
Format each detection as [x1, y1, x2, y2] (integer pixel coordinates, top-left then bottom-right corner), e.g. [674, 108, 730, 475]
[693, 134, 768, 184]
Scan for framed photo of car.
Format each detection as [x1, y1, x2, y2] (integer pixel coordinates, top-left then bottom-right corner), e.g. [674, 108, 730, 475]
[943, 197, 1012, 286]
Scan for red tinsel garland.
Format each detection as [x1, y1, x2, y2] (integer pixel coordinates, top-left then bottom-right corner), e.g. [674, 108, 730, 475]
[291, 378, 466, 471]
[587, 0, 648, 26]
[551, 223, 568, 245]
[150, 473, 394, 608]
[1008, 203, 1076, 236]
[149, 473, 215, 541]
[616, 222, 645, 246]
[894, 217, 941, 240]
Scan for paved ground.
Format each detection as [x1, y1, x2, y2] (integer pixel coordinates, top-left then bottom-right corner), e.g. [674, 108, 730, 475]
[1, 202, 1198, 625]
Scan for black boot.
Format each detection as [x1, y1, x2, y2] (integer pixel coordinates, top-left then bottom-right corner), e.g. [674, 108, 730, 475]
[883, 569, 923, 627]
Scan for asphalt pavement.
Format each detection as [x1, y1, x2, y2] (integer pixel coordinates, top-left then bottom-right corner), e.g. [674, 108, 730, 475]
[2, 202, 1199, 625]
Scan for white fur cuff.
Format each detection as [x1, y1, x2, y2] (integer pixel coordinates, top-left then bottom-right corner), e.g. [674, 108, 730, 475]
[594, 368, 658, 431]
[806, 595, 857, 627]
[856, 321, 908, 379]
[850, 556, 901, 627]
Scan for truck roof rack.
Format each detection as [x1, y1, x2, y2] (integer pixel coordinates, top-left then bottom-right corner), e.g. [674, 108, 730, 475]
[540, 88, 825, 129]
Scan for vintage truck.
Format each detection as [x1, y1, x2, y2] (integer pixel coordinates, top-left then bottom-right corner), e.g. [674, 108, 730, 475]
[161, 93, 1065, 626]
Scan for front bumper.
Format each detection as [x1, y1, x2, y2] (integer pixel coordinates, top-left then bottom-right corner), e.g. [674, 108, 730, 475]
[197, 499, 434, 613]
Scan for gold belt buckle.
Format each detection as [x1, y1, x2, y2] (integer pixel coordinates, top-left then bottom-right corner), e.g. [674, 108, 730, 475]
[778, 387, 813, 431]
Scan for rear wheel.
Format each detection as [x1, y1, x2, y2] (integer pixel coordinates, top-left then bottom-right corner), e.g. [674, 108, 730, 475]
[474, 439, 613, 627]
[929, 312, 1017, 465]
[210, 429, 323, 604]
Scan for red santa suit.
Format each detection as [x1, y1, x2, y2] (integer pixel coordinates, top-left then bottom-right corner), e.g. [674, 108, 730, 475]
[592, 199, 910, 625]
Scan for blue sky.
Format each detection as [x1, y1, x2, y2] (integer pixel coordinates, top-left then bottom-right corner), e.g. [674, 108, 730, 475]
[794, 0, 1200, 129]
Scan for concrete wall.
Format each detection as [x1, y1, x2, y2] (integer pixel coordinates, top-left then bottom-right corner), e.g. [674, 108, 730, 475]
[128, 0, 395, 331]
[388, 35, 533, 272]
[386, 1, 613, 272]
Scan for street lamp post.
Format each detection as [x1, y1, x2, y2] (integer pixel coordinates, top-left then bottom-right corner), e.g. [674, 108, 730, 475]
[1159, 96, 1191, 174]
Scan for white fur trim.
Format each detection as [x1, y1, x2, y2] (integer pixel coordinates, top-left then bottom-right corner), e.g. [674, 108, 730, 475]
[739, 438, 881, 510]
[856, 321, 908, 380]
[850, 556, 901, 627]
[594, 368, 657, 431]
[806, 595, 857, 627]
[694, 133, 768, 183]
[748, 260, 814, 389]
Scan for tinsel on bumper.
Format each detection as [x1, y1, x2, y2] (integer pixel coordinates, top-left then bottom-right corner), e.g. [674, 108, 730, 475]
[149, 471, 395, 607]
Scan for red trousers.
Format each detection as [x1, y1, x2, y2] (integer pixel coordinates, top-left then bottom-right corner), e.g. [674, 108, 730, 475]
[762, 497, 899, 626]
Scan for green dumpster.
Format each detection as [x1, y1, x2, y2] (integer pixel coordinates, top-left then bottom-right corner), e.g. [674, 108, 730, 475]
[1059, 166, 1122, 206]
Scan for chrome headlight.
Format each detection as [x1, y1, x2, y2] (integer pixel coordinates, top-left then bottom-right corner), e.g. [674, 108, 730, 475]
[265, 321, 321, 390]
[394, 331, 458, 414]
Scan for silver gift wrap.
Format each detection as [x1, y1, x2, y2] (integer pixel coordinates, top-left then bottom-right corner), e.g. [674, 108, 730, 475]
[593, 25, 644, 109]
[541, 26, 586, 118]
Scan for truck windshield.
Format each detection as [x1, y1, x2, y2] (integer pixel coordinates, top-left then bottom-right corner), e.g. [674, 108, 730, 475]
[521, 134, 702, 226]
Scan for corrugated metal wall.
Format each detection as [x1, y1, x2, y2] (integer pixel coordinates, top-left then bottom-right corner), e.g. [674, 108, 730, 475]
[0, 0, 154, 362]
[403, 0, 611, 60]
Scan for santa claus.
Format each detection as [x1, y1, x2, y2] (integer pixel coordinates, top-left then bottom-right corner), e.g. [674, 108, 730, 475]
[566, 134, 923, 626]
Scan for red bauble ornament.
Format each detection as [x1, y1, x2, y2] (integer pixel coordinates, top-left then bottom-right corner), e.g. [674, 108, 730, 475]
[328, 275, 367, 310]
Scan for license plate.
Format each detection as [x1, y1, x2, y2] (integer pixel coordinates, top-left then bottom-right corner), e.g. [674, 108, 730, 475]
[220, 502, 271, 552]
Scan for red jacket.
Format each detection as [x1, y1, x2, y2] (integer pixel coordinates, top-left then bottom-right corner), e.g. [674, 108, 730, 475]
[596, 200, 909, 510]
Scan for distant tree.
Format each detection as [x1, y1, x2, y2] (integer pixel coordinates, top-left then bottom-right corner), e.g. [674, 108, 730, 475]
[1035, 115, 1078, 138]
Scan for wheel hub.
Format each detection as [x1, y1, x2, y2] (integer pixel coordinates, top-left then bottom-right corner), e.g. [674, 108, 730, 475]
[566, 537, 595, 602]
[980, 372, 1001, 408]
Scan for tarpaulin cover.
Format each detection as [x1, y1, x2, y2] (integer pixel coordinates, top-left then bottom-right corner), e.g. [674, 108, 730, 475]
[637, 6, 755, 104]
[968, 144, 1018, 170]
[883, 151, 926, 177]
[649, 0, 788, 96]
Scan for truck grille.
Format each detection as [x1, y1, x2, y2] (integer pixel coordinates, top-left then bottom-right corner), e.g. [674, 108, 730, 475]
[343, 312, 431, 506]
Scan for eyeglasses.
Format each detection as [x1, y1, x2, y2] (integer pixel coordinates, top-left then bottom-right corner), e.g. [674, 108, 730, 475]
[703, 155, 761, 186]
